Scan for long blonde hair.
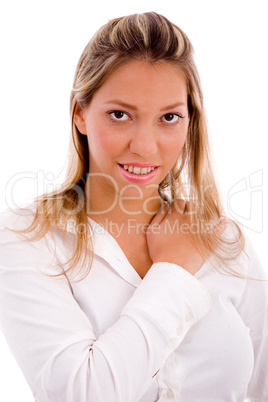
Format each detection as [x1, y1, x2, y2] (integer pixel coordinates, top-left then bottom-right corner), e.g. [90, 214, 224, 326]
[14, 12, 244, 281]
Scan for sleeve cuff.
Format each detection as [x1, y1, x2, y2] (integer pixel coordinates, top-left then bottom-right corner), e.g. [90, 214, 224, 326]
[121, 262, 212, 349]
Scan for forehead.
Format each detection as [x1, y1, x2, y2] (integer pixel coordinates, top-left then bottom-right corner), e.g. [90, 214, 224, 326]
[91, 60, 188, 107]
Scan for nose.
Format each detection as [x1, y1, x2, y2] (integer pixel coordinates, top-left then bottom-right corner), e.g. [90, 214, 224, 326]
[129, 123, 158, 157]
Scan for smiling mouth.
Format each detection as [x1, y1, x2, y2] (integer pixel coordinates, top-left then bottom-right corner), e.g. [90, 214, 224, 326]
[120, 164, 156, 175]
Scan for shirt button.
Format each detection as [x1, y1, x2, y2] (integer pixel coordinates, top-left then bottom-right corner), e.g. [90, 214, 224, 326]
[176, 326, 183, 335]
[167, 389, 175, 398]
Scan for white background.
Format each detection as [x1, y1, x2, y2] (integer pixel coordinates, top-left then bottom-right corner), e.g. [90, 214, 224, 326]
[0, 0, 267, 400]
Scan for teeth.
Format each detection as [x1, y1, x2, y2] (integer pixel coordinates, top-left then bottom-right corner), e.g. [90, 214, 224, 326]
[133, 166, 141, 174]
[122, 165, 155, 175]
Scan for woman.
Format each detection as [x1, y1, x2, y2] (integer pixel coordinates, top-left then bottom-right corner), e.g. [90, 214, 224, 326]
[0, 12, 267, 401]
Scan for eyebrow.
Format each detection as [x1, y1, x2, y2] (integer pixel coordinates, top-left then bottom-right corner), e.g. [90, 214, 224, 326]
[105, 99, 186, 111]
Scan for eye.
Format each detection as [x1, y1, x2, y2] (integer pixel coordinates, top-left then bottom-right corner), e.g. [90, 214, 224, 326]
[161, 113, 184, 124]
[109, 110, 129, 121]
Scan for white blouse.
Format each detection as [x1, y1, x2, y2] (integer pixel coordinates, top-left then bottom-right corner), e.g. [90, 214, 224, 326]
[0, 208, 267, 402]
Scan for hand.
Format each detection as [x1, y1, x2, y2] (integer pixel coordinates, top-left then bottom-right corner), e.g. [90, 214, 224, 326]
[146, 199, 226, 276]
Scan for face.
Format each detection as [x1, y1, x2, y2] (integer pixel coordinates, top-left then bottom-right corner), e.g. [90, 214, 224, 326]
[74, 60, 189, 202]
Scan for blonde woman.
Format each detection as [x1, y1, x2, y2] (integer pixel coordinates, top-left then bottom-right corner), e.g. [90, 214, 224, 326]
[0, 12, 267, 401]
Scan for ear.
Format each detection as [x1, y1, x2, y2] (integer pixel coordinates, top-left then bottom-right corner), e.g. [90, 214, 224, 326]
[73, 102, 87, 135]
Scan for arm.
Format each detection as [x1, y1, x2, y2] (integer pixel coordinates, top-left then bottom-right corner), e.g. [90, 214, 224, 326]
[236, 236, 268, 400]
[0, 213, 211, 402]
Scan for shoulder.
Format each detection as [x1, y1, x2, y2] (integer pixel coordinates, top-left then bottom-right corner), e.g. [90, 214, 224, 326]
[243, 231, 267, 280]
[0, 207, 55, 273]
[0, 206, 76, 275]
[221, 221, 266, 280]
[0, 206, 36, 231]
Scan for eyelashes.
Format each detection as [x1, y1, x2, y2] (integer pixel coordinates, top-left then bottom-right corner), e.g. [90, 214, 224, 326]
[107, 110, 185, 125]
[161, 113, 184, 124]
[108, 111, 129, 121]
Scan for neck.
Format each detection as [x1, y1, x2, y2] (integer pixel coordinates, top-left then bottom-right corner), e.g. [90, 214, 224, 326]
[85, 176, 162, 229]
[84, 176, 164, 278]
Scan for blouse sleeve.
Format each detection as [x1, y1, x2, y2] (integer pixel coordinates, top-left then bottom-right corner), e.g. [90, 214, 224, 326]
[0, 211, 212, 402]
[236, 235, 268, 400]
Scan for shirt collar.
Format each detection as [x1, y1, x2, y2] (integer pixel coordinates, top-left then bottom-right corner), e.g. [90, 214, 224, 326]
[88, 217, 142, 287]
[63, 216, 142, 287]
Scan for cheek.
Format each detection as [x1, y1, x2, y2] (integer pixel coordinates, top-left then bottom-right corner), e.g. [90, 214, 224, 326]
[88, 126, 123, 158]
[96, 131, 113, 152]
[164, 133, 187, 165]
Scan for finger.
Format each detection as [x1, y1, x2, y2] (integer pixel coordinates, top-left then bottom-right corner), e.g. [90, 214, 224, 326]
[172, 198, 186, 215]
[183, 201, 190, 215]
[150, 202, 170, 225]
[183, 200, 197, 216]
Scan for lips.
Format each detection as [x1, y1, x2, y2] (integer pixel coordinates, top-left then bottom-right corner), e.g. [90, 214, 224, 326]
[122, 164, 155, 175]
[118, 163, 159, 183]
